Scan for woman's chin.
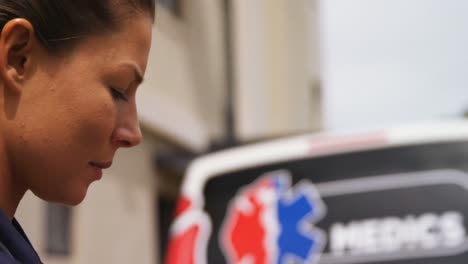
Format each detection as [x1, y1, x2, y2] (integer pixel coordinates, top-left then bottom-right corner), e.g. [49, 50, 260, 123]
[63, 194, 87, 206]
[33, 187, 88, 206]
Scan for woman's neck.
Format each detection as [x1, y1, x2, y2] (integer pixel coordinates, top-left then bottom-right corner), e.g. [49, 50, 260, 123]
[0, 137, 25, 221]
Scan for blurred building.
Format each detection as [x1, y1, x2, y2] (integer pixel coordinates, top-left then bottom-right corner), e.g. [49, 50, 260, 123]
[14, 0, 321, 263]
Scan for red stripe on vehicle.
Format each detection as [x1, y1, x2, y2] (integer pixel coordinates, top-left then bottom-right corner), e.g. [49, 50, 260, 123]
[175, 197, 192, 217]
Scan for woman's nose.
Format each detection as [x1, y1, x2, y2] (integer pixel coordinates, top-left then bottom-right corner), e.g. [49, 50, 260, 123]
[111, 103, 142, 148]
[112, 125, 142, 148]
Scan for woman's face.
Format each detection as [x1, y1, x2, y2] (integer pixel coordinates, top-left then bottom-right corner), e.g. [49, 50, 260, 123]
[4, 15, 153, 205]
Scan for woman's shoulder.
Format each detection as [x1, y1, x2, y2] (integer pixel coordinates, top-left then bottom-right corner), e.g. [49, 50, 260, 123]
[0, 239, 17, 263]
[0, 255, 17, 263]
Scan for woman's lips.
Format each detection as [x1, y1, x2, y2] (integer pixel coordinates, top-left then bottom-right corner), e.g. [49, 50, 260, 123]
[89, 161, 112, 169]
[88, 161, 112, 180]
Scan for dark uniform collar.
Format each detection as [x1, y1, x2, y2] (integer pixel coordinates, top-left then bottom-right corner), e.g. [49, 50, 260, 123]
[0, 209, 42, 263]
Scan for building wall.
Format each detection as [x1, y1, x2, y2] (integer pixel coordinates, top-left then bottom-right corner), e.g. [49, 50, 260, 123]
[137, 6, 209, 152]
[137, 0, 230, 151]
[232, 0, 322, 141]
[184, 0, 228, 142]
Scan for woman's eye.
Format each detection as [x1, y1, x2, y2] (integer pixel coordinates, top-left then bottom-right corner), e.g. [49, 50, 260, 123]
[110, 87, 128, 101]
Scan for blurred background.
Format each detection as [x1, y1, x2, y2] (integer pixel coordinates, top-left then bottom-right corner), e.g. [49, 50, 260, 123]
[13, 0, 468, 263]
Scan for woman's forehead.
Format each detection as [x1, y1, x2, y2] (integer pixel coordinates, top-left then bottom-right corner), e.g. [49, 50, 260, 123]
[67, 16, 152, 72]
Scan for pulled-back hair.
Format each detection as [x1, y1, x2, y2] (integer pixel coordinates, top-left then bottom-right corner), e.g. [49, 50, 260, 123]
[0, 0, 155, 52]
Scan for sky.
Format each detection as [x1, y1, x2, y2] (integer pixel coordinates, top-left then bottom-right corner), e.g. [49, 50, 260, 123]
[320, 0, 468, 131]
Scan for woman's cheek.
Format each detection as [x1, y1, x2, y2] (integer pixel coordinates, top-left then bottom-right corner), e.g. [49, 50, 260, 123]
[76, 99, 117, 147]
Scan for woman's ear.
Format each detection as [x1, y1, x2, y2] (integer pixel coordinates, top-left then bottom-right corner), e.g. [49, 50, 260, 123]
[0, 18, 35, 94]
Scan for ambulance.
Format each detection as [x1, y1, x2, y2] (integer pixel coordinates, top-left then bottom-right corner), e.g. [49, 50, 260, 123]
[166, 120, 468, 264]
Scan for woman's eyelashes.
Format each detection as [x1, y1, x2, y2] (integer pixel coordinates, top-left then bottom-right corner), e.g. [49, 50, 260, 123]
[110, 87, 128, 102]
